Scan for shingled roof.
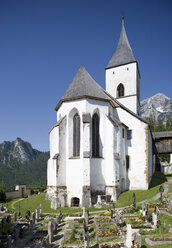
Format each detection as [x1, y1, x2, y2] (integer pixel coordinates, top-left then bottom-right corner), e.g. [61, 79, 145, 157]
[106, 17, 136, 69]
[55, 66, 112, 110]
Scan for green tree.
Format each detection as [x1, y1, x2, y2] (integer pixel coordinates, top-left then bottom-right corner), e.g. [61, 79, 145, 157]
[0, 180, 6, 203]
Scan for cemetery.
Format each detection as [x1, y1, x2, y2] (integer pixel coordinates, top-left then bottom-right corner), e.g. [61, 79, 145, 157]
[0, 174, 172, 247]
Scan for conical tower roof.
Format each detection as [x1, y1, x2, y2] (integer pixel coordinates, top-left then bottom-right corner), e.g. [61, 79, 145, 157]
[106, 17, 136, 69]
[55, 66, 111, 110]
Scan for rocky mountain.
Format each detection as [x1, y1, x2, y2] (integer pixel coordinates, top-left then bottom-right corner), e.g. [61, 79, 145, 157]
[140, 93, 172, 123]
[0, 138, 41, 166]
[0, 138, 49, 190]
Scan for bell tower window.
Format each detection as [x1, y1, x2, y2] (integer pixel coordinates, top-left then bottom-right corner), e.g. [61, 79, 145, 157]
[117, 83, 124, 97]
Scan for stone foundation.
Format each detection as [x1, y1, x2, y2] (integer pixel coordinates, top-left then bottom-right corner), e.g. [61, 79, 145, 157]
[46, 186, 67, 209]
[82, 186, 91, 207]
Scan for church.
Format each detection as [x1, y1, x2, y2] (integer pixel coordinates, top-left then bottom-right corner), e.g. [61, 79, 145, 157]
[46, 18, 155, 208]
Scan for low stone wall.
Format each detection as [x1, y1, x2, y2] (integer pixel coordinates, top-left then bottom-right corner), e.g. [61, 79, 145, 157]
[6, 189, 31, 199]
[145, 237, 172, 246]
[161, 164, 172, 173]
[6, 191, 20, 199]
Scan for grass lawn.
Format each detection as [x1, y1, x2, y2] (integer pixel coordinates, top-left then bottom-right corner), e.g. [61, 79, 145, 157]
[5, 172, 172, 216]
[5, 193, 83, 217]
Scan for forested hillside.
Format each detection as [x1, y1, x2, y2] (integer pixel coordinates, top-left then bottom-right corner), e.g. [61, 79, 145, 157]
[0, 138, 49, 191]
[0, 152, 49, 191]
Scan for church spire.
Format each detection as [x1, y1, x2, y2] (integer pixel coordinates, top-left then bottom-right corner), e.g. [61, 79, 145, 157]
[106, 17, 136, 69]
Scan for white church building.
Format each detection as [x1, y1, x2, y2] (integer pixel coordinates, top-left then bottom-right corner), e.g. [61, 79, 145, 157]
[46, 18, 155, 208]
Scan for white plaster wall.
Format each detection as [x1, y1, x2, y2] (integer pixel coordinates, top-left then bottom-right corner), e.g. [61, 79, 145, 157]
[49, 126, 59, 158]
[117, 96, 137, 114]
[106, 62, 137, 98]
[115, 107, 150, 189]
[56, 99, 111, 205]
[148, 129, 153, 184]
[106, 62, 139, 114]
[83, 122, 90, 154]
[104, 116, 115, 185]
[47, 158, 57, 186]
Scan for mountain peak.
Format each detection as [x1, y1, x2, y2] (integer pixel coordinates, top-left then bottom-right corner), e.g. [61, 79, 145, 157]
[140, 93, 172, 123]
[0, 138, 41, 165]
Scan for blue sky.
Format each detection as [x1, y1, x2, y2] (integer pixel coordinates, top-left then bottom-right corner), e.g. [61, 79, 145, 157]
[0, 0, 172, 151]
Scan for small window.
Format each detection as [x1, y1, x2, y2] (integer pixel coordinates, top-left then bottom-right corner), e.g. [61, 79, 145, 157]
[126, 155, 130, 170]
[122, 128, 125, 138]
[127, 130, 132, 140]
[117, 83, 124, 97]
[71, 197, 80, 207]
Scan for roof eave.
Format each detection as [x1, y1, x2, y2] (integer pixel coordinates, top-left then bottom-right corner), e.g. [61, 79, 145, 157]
[55, 95, 114, 111]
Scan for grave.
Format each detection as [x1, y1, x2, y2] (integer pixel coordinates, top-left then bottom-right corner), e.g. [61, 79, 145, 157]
[125, 224, 132, 248]
[48, 220, 53, 244]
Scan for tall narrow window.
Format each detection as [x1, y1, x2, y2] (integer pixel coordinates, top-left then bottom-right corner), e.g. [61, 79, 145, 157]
[73, 114, 80, 156]
[126, 155, 130, 170]
[117, 84, 124, 97]
[92, 113, 99, 157]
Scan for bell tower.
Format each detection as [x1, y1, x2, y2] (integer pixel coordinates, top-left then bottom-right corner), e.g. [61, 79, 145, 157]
[105, 17, 140, 115]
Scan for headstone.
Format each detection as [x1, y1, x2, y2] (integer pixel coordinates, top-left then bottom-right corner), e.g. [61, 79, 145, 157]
[48, 220, 53, 244]
[7, 235, 12, 248]
[142, 202, 145, 212]
[84, 231, 89, 248]
[31, 212, 35, 224]
[126, 224, 132, 248]
[134, 232, 141, 245]
[59, 211, 63, 220]
[1, 218, 5, 233]
[25, 210, 31, 219]
[14, 229, 19, 246]
[116, 210, 120, 224]
[18, 202, 21, 217]
[51, 219, 57, 233]
[40, 204, 42, 217]
[13, 212, 17, 222]
[0, 204, 4, 211]
[152, 212, 158, 227]
[82, 207, 85, 217]
[87, 210, 89, 217]
[55, 214, 59, 227]
[132, 193, 136, 208]
[35, 208, 39, 223]
[169, 199, 172, 210]
[6, 215, 11, 225]
[96, 195, 101, 204]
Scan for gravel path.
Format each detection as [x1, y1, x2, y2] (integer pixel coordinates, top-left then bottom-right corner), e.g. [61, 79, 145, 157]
[11, 198, 24, 210]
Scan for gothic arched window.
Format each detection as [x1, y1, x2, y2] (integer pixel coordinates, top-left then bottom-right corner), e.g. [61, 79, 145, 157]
[73, 113, 80, 156]
[92, 113, 99, 157]
[117, 83, 124, 97]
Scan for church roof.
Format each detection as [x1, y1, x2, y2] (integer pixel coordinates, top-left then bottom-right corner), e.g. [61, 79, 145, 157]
[106, 17, 136, 69]
[55, 66, 112, 110]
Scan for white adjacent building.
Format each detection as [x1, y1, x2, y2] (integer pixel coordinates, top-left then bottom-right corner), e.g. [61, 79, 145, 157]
[46, 18, 155, 208]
